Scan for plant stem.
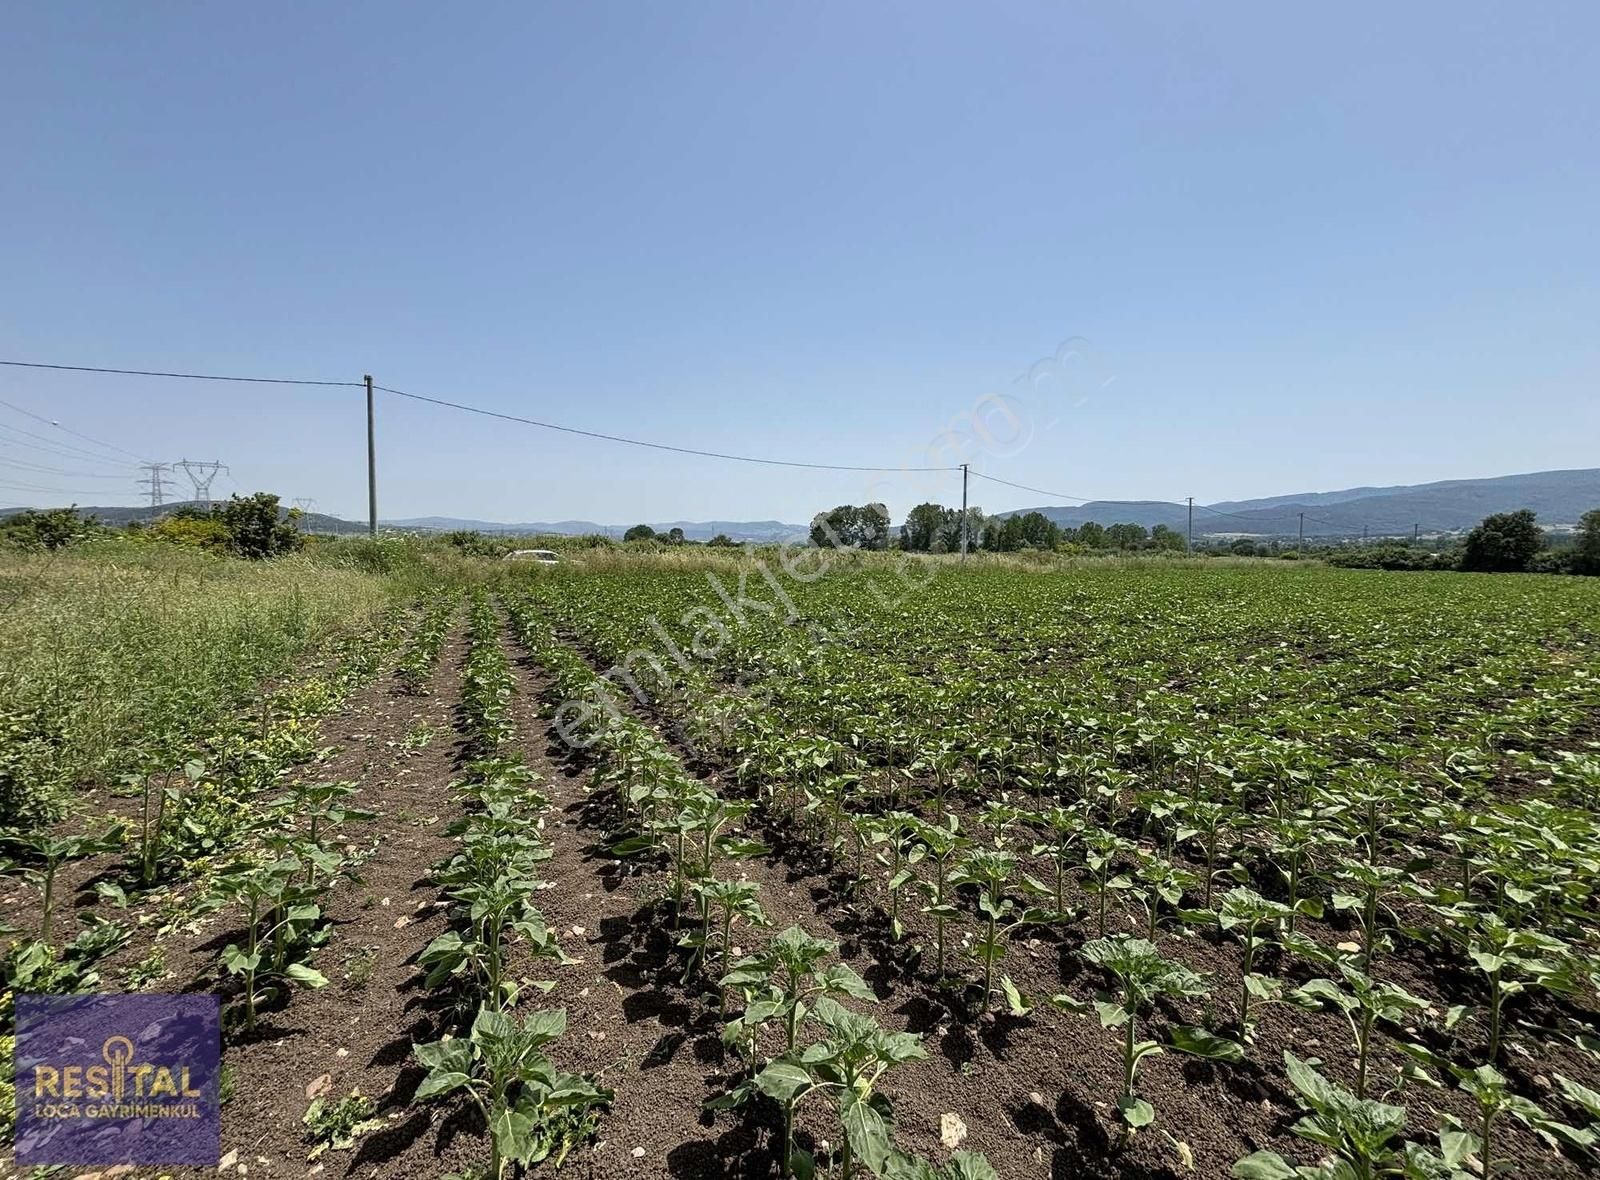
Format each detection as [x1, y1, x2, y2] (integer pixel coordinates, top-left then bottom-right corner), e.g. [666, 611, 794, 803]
[1488, 969, 1502, 1062]
[40, 863, 57, 941]
[1122, 988, 1137, 1103]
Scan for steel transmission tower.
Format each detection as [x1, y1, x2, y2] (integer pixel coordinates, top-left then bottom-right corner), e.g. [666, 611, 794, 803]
[174, 458, 228, 507]
[138, 462, 172, 508]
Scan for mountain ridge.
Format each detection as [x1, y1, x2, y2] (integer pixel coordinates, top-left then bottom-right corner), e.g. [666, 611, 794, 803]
[996, 467, 1600, 538]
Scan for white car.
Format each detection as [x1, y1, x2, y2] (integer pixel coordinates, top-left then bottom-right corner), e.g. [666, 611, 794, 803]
[505, 548, 560, 564]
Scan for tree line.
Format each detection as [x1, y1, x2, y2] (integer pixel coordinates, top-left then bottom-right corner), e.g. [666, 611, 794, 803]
[809, 501, 1186, 553]
[1329, 508, 1600, 575]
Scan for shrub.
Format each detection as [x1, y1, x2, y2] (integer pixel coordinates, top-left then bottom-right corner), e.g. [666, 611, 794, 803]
[0, 507, 100, 552]
[214, 493, 304, 559]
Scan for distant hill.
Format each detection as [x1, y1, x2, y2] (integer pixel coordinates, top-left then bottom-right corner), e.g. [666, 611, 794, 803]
[383, 517, 807, 542]
[1000, 468, 1600, 539]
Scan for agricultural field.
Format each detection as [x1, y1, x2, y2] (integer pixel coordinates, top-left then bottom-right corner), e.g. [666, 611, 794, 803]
[4, 547, 1600, 1180]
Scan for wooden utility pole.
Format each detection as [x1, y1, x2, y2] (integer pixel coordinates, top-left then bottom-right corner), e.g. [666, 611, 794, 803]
[959, 463, 969, 560]
[1298, 511, 1305, 550]
[365, 374, 377, 537]
[1186, 497, 1194, 552]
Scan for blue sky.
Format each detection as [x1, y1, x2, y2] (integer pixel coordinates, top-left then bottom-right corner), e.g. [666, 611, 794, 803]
[2, 3, 1596, 525]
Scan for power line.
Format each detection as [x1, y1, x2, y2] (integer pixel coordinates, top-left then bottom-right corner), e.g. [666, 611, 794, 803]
[967, 469, 1185, 508]
[3, 356, 957, 473]
[0, 396, 152, 463]
[374, 384, 957, 473]
[0, 360, 361, 387]
[0, 477, 108, 497]
[0, 453, 132, 480]
[0, 422, 142, 467]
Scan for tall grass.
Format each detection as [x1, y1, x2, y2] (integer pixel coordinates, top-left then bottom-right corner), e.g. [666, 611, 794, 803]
[0, 542, 401, 826]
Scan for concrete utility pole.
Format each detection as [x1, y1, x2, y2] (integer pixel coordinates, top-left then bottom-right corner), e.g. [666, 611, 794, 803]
[1298, 511, 1305, 550]
[1362, 524, 1369, 544]
[1186, 496, 1194, 553]
[138, 462, 171, 508]
[959, 463, 969, 560]
[365, 375, 377, 537]
[1414, 523, 1420, 544]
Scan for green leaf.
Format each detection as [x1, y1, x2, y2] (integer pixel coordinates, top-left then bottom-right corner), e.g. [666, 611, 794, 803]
[946, 1153, 1000, 1180]
[1290, 978, 1350, 1010]
[1555, 1073, 1600, 1120]
[489, 1106, 535, 1164]
[841, 1089, 893, 1173]
[1230, 1151, 1298, 1179]
[1282, 1052, 1336, 1108]
[1001, 975, 1032, 1017]
[1049, 993, 1090, 1015]
[1439, 1128, 1477, 1168]
[415, 1069, 472, 1100]
[609, 835, 658, 856]
[283, 962, 329, 988]
[1095, 999, 1129, 1028]
[1244, 973, 1282, 1001]
[819, 962, 875, 1001]
[220, 944, 260, 974]
[1169, 1025, 1245, 1063]
[413, 1036, 471, 1074]
[754, 1059, 814, 1103]
[789, 1147, 816, 1180]
[1118, 1095, 1155, 1127]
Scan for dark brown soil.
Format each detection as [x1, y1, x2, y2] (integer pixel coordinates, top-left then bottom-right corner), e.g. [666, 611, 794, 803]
[191, 626, 478, 1178]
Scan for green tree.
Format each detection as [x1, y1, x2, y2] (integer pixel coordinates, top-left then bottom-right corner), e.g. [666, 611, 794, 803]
[1016, 511, 1061, 550]
[623, 524, 656, 542]
[214, 493, 304, 559]
[1150, 524, 1185, 552]
[1105, 522, 1148, 549]
[1461, 509, 1541, 573]
[1574, 508, 1600, 575]
[933, 506, 985, 553]
[1076, 521, 1107, 548]
[811, 503, 891, 550]
[900, 502, 951, 552]
[707, 533, 738, 547]
[666, 527, 686, 545]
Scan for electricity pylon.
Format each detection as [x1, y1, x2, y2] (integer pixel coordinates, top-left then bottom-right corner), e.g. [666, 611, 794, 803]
[174, 458, 228, 508]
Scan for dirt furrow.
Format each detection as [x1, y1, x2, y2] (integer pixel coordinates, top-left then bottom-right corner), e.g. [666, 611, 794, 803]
[195, 626, 475, 1179]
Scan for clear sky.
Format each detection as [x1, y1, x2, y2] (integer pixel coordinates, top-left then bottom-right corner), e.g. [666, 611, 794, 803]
[2, 3, 1596, 525]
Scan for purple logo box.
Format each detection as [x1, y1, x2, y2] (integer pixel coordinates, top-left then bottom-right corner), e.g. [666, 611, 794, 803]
[14, 993, 221, 1166]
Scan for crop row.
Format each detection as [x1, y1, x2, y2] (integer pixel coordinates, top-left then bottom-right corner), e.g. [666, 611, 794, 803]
[504, 591, 1002, 1179]
[404, 591, 609, 1177]
[397, 588, 461, 694]
[0, 604, 418, 1147]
